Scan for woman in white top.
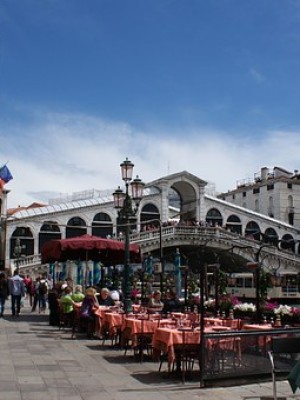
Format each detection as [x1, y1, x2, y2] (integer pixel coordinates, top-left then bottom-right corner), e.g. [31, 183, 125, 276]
[147, 290, 163, 313]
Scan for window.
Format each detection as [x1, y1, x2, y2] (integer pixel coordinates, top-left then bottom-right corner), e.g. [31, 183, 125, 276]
[244, 277, 253, 288]
[267, 184, 274, 191]
[232, 194, 235, 200]
[268, 196, 274, 218]
[287, 182, 292, 189]
[242, 192, 246, 197]
[253, 187, 260, 194]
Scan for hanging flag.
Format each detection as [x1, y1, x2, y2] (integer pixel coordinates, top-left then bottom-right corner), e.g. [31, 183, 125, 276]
[49, 262, 55, 283]
[76, 260, 83, 285]
[93, 262, 101, 285]
[88, 270, 93, 287]
[0, 165, 13, 183]
[60, 262, 67, 281]
[146, 254, 153, 274]
[174, 248, 182, 299]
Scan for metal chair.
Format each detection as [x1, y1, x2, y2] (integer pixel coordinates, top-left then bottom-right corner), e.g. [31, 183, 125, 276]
[268, 336, 300, 400]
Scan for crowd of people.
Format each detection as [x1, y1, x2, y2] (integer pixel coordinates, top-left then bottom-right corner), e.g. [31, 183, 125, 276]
[0, 268, 187, 341]
[0, 269, 53, 317]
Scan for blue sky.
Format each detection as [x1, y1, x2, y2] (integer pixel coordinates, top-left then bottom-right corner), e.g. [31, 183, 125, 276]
[1, 0, 300, 208]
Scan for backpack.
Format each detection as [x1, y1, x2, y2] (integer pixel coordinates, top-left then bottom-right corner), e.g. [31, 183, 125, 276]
[38, 280, 48, 295]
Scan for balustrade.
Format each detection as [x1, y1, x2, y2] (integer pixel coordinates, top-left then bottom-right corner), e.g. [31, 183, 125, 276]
[8, 225, 300, 275]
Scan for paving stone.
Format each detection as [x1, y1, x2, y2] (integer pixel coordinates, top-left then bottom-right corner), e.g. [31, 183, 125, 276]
[0, 304, 297, 400]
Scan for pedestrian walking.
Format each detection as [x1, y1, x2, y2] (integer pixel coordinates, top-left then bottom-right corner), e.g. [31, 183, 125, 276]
[23, 274, 34, 307]
[38, 274, 49, 313]
[31, 276, 40, 312]
[8, 269, 25, 317]
[0, 272, 9, 317]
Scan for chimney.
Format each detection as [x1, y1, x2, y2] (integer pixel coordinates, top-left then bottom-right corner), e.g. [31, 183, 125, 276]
[261, 167, 268, 182]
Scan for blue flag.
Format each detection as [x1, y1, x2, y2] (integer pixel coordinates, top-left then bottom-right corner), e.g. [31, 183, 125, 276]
[0, 165, 13, 183]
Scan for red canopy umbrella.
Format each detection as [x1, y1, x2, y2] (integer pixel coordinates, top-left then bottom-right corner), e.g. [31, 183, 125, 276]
[41, 234, 141, 266]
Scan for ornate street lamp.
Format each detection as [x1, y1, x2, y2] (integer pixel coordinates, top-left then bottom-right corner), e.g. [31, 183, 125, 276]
[113, 158, 145, 313]
[246, 243, 276, 322]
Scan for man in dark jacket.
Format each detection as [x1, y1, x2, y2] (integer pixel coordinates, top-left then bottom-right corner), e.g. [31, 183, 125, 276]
[161, 288, 182, 314]
[0, 272, 9, 317]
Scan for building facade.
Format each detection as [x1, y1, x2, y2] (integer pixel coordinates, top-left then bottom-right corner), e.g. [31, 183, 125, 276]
[218, 166, 300, 228]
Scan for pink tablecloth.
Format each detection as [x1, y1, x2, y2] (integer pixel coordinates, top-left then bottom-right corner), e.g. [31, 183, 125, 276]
[152, 326, 241, 367]
[241, 324, 273, 351]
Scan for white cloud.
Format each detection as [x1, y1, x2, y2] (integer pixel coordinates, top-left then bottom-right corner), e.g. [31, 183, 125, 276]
[1, 108, 300, 208]
[249, 68, 265, 84]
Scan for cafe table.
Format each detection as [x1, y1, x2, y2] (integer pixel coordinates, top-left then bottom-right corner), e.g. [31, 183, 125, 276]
[152, 326, 201, 370]
[152, 325, 241, 373]
[241, 323, 274, 354]
[122, 316, 178, 348]
[93, 306, 126, 338]
[204, 317, 240, 329]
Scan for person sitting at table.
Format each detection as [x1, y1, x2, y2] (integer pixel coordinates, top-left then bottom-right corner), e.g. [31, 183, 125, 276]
[59, 286, 76, 327]
[110, 288, 123, 307]
[161, 288, 182, 314]
[80, 287, 100, 338]
[97, 287, 115, 307]
[147, 290, 163, 313]
[71, 285, 85, 303]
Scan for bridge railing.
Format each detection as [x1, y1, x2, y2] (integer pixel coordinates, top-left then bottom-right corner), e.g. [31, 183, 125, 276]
[10, 254, 42, 271]
[130, 225, 231, 242]
[130, 225, 300, 265]
[130, 225, 260, 246]
[9, 226, 300, 273]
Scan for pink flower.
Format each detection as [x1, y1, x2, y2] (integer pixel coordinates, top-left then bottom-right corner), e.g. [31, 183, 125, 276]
[130, 288, 140, 298]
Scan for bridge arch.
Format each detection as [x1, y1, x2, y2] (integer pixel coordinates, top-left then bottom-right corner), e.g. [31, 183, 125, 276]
[66, 217, 87, 238]
[245, 221, 261, 240]
[140, 203, 160, 226]
[170, 181, 197, 220]
[263, 227, 278, 245]
[226, 214, 242, 234]
[145, 171, 206, 223]
[206, 208, 223, 227]
[92, 212, 113, 238]
[10, 227, 34, 258]
[39, 221, 61, 252]
[280, 233, 296, 252]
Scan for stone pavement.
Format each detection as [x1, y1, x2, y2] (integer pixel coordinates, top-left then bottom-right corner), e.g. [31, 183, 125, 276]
[0, 301, 299, 400]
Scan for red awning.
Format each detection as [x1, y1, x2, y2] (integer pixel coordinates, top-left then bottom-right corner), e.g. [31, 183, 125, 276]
[41, 234, 140, 265]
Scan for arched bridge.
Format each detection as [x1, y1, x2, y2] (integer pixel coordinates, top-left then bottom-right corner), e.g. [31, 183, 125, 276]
[14, 225, 300, 275]
[130, 225, 300, 272]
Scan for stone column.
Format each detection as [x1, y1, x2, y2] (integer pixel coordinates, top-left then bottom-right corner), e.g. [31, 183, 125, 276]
[198, 184, 206, 223]
[159, 180, 169, 222]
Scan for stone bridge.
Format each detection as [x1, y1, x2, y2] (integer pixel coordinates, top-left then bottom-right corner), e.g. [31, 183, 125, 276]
[13, 224, 300, 276]
[130, 225, 300, 273]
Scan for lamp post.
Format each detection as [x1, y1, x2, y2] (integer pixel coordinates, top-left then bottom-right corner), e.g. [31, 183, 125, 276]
[187, 244, 210, 388]
[113, 158, 144, 313]
[198, 248, 206, 388]
[246, 243, 275, 322]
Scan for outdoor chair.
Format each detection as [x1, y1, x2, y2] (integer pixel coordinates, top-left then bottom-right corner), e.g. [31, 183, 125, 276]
[132, 318, 154, 362]
[173, 327, 202, 383]
[267, 336, 300, 400]
[71, 310, 89, 339]
[58, 303, 74, 331]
